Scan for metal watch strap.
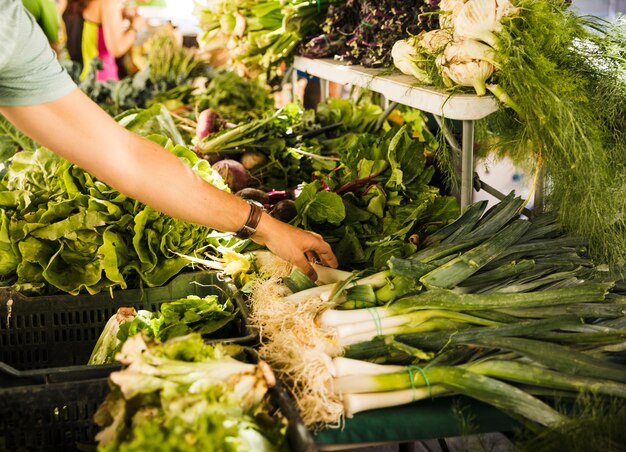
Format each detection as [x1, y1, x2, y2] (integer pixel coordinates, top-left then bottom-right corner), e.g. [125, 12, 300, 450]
[234, 200, 264, 239]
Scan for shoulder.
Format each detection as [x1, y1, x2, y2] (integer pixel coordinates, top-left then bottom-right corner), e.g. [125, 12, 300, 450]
[0, 1, 28, 70]
[0, 0, 75, 106]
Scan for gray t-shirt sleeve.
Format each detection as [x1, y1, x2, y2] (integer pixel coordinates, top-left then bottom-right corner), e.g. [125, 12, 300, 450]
[0, 0, 76, 106]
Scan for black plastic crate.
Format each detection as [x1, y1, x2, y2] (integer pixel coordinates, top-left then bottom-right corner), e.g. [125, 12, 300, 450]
[0, 348, 315, 452]
[0, 378, 109, 452]
[244, 348, 317, 452]
[0, 271, 257, 371]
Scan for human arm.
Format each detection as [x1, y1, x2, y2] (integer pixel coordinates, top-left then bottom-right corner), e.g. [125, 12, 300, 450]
[0, 89, 337, 277]
[100, 0, 145, 57]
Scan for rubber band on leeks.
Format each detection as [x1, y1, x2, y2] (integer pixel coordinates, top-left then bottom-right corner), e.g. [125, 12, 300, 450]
[406, 365, 432, 400]
[367, 308, 384, 337]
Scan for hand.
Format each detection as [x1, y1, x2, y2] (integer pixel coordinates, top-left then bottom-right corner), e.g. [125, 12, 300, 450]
[252, 214, 338, 280]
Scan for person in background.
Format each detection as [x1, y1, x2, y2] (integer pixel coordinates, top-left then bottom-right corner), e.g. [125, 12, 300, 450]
[0, 0, 337, 279]
[22, 0, 61, 55]
[62, 0, 147, 80]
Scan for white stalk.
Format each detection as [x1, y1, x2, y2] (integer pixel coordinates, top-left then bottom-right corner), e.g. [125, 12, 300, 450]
[333, 373, 401, 394]
[338, 329, 394, 347]
[332, 357, 404, 377]
[391, 38, 432, 84]
[443, 39, 499, 67]
[312, 263, 354, 285]
[343, 387, 448, 417]
[453, 0, 501, 48]
[440, 60, 495, 96]
[355, 270, 392, 288]
[334, 314, 414, 340]
[282, 282, 336, 304]
[453, 0, 519, 49]
[317, 306, 393, 328]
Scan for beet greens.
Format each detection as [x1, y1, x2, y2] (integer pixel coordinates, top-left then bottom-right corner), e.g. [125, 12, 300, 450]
[299, 0, 441, 67]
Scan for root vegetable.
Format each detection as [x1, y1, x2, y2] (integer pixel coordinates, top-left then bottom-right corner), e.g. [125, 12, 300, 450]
[212, 159, 250, 192]
[240, 150, 268, 171]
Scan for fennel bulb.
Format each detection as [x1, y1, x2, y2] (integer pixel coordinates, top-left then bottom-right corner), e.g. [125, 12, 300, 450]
[453, 0, 519, 48]
[440, 59, 496, 95]
[443, 38, 499, 67]
[439, 0, 469, 28]
[419, 29, 454, 55]
[391, 38, 432, 84]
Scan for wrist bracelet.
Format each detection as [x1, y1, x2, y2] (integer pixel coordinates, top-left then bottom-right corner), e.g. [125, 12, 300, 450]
[234, 200, 264, 239]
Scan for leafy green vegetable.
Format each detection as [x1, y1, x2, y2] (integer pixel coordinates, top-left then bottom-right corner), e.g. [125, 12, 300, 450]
[89, 294, 239, 364]
[195, 0, 336, 79]
[0, 116, 37, 161]
[115, 105, 185, 145]
[295, 126, 458, 268]
[294, 180, 345, 228]
[95, 335, 287, 452]
[0, 128, 230, 294]
[195, 70, 275, 123]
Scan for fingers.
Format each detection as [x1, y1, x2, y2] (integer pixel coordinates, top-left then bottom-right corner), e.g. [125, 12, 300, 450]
[305, 250, 319, 264]
[307, 234, 338, 268]
[295, 255, 317, 281]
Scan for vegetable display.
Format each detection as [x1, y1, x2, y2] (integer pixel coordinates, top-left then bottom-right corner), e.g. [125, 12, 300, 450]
[3, 1, 625, 447]
[0, 113, 229, 295]
[190, 95, 457, 268]
[89, 294, 239, 365]
[392, 0, 626, 264]
[85, 32, 206, 114]
[95, 334, 288, 451]
[300, 0, 441, 67]
[248, 194, 626, 428]
[292, 125, 458, 268]
[195, 0, 337, 79]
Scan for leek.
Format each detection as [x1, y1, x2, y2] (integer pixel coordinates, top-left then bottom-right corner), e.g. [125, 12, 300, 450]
[333, 365, 566, 427]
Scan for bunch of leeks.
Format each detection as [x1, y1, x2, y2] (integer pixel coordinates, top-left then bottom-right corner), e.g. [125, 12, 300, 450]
[248, 194, 626, 428]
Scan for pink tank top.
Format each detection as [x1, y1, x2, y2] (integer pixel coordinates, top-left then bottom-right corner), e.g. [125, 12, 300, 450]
[96, 25, 118, 81]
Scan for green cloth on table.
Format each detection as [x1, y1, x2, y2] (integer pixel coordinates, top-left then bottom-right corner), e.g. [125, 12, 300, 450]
[315, 397, 518, 445]
[0, 0, 75, 106]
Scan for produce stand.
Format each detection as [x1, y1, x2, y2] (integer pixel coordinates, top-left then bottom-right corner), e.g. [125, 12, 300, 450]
[292, 57, 501, 208]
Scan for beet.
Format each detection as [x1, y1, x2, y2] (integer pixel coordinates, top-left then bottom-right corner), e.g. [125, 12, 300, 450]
[235, 188, 269, 205]
[270, 200, 298, 223]
[212, 159, 250, 192]
[196, 109, 223, 140]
